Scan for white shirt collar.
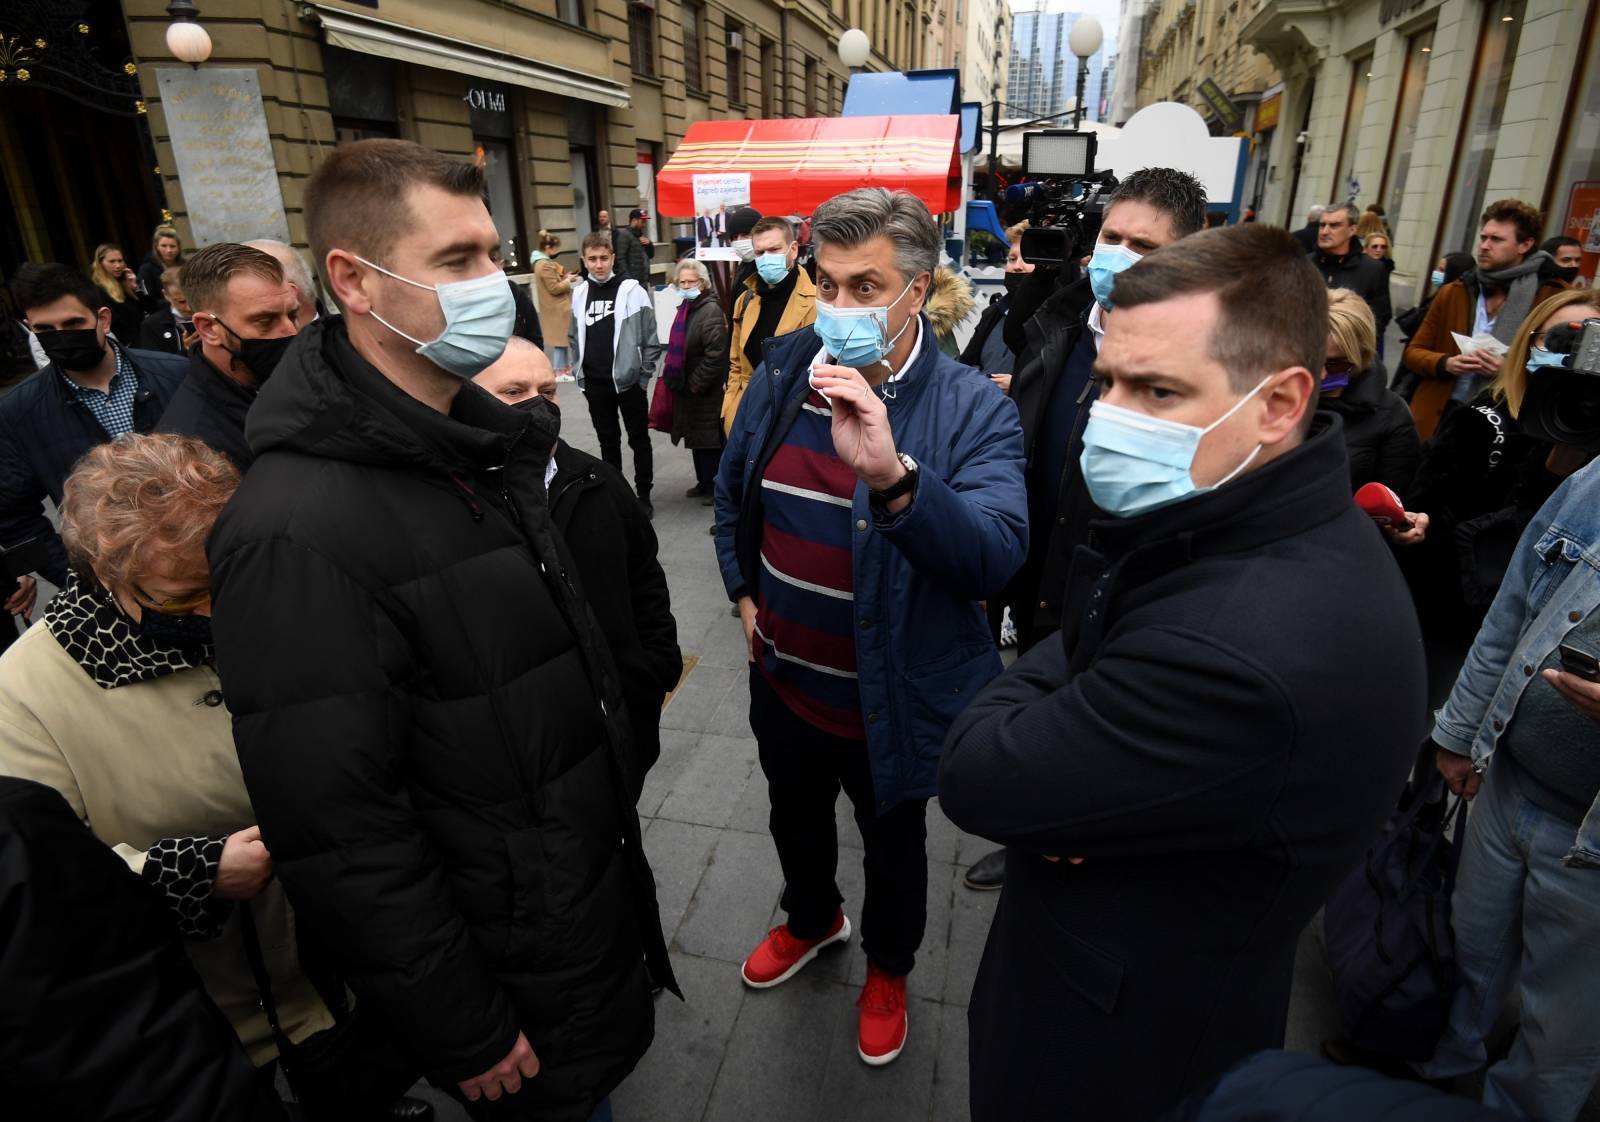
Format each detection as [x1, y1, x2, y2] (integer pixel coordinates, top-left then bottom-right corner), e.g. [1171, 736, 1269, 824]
[810, 314, 924, 388]
[1086, 301, 1107, 351]
[543, 444, 559, 489]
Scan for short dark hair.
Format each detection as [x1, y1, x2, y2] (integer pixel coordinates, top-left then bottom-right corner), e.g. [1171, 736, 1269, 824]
[581, 232, 615, 255]
[1364, 203, 1386, 218]
[305, 139, 486, 270]
[1542, 235, 1582, 255]
[180, 243, 284, 317]
[1112, 225, 1327, 431]
[751, 216, 795, 242]
[1480, 198, 1542, 246]
[9, 262, 108, 317]
[1104, 168, 1209, 240]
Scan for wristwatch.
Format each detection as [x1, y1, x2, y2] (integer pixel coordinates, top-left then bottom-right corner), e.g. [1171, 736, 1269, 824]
[870, 453, 919, 503]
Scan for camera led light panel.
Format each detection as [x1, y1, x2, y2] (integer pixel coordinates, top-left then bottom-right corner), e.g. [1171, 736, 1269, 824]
[1022, 131, 1097, 178]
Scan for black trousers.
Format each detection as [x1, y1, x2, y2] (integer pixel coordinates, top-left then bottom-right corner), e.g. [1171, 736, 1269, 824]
[748, 667, 928, 976]
[691, 447, 722, 493]
[583, 378, 653, 497]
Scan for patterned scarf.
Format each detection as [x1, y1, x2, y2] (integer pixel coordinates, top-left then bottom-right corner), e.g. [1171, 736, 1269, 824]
[43, 573, 212, 690]
[663, 297, 695, 388]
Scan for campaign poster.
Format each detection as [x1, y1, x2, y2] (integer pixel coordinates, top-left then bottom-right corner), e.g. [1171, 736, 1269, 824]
[693, 173, 751, 261]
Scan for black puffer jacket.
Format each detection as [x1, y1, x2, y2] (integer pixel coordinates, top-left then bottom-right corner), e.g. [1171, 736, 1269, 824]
[155, 349, 257, 469]
[0, 777, 284, 1122]
[548, 438, 681, 797]
[208, 318, 676, 1120]
[668, 292, 729, 450]
[1312, 247, 1393, 339]
[1319, 360, 1421, 494]
[0, 344, 184, 584]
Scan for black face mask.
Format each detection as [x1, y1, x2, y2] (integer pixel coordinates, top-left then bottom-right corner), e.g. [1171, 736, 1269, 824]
[38, 327, 107, 372]
[234, 334, 295, 382]
[1004, 272, 1026, 296]
[514, 395, 561, 438]
[1554, 264, 1582, 285]
[136, 608, 213, 648]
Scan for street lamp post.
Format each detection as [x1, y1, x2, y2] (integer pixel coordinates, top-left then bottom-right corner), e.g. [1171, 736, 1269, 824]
[164, 0, 213, 67]
[1068, 15, 1103, 129]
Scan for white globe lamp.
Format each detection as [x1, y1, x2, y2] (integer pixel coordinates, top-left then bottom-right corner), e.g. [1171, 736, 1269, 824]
[838, 28, 871, 69]
[1068, 15, 1104, 60]
[166, 20, 213, 66]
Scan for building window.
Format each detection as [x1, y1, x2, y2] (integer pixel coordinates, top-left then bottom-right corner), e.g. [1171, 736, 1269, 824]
[683, 1, 705, 94]
[1332, 53, 1372, 205]
[557, 0, 582, 27]
[760, 39, 776, 117]
[1438, 0, 1527, 259]
[1379, 26, 1433, 240]
[726, 19, 745, 105]
[804, 56, 818, 117]
[629, 1, 657, 78]
[1545, 19, 1600, 286]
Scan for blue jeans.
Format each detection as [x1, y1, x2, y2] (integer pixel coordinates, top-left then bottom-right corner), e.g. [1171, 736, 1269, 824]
[1416, 758, 1600, 1120]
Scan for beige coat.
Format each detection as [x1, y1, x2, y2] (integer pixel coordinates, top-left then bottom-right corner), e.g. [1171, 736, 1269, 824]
[532, 254, 578, 348]
[0, 622, 335, 1064]
[721, 267, 818, 436]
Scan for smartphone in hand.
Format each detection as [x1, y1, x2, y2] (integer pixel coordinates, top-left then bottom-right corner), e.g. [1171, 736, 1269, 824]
[1558, 643, 1600, 682]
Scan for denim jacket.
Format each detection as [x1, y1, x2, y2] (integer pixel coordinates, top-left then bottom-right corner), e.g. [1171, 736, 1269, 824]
[1433, 460, 1600, 868]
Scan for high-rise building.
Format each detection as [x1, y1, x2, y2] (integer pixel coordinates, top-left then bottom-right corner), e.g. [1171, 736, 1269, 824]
[1007, 3, 1117, 124]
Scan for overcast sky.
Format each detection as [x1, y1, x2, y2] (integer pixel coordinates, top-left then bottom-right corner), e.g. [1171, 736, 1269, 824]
[1008, 0, 1122, 46]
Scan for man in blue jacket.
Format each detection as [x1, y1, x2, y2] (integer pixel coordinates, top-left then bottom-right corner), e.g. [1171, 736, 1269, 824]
[0, 263, 184, 624]
[939, 225, 1426, 1120]
[713, 187, 1027, 1067]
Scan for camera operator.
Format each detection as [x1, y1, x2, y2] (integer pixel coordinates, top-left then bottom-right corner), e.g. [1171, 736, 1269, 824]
[1410, 314, 1600, 1120]
[1389, 290, 1600, 709]
[962, 166, 1208, 893]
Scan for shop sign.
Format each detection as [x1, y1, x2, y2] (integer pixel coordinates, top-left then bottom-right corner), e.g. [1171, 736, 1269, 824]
[1197, 78, 1242, 133]
[466, 81, 512, 139]
[1255, 93, 1281, 133]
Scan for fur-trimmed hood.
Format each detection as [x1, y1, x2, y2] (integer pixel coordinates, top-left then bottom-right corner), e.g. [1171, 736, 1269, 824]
[923, 266, 976, 337]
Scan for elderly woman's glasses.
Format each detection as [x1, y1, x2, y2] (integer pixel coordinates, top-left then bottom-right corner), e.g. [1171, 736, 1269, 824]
[131, 585, 211, 615]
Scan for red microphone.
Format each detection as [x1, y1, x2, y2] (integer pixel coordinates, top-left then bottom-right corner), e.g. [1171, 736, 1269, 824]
[1354, 482, 1413, 530]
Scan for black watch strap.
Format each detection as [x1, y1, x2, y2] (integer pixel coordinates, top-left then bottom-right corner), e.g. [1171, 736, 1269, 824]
[870, 458, 918, 503]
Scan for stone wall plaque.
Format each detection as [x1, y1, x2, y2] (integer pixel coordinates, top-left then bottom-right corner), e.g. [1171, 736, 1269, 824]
[156, 67, 290, 246]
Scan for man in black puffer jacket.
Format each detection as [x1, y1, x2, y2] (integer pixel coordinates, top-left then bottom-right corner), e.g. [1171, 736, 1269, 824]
[476, 336, 682, 795]
[209, 139, 675, 1122]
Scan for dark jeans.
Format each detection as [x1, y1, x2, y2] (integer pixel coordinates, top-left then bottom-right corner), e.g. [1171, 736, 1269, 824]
[691, 447, 722, 494]
[583, 379, 653, 497]
[748, 667, 928, 976]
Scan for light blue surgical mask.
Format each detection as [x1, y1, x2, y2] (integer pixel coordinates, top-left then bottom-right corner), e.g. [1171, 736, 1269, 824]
[357, 256, 514, 378]
[1527, 345, 1567, 372]
[676, 285, 702, 301]
[814, 278, 917, 370]
[1430, 269, 1447, 289]
[755, 252, 791, 286]
[1079, 375, 1273, 517]
[1087, 243, 1143, 310]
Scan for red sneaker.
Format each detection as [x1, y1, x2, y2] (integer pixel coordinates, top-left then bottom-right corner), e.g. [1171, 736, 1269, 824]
[740, 910, 851, 989]
[856, 963, 909, 1066]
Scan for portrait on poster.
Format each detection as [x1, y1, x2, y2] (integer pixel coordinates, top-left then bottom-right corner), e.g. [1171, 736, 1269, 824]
[693, 173, 751, 261]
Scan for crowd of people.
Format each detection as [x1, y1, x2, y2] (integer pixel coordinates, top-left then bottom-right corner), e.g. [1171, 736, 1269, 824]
[0, 133, 1596, 1122]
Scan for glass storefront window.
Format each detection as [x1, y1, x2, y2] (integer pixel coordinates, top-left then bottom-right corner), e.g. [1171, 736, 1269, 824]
[475, 140, 520, 268]
[1334, 54, 1373, 203]
[1548, 27, 1600, 287]
[1379, 26, 1433, 241]
[1439, 0, 1527, 257]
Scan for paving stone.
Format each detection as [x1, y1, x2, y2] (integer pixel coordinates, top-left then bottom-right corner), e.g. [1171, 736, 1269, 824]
[724, 756, 775, 837]
[924, 799, 963, 867]
[638, 727, 703, 820]
[929, 1000, 972, 1122]
[642, 819, 722, 942]
[660, 663, 742, 733]
[674, 828, 784, 964]
[655, 736, 759, 829]
[701, 974, 853, 1122]
[611, 953, 746, 1122]
[942, 862, 995, 1008]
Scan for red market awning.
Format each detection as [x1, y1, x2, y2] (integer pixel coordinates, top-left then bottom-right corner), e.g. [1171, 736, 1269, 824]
[655, 115, 961, 218]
